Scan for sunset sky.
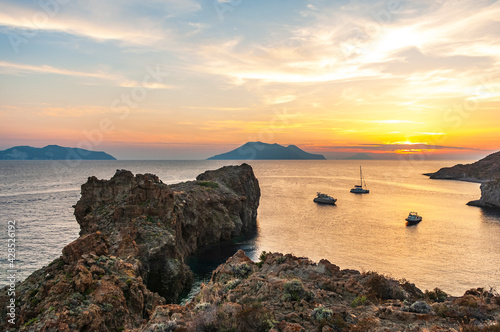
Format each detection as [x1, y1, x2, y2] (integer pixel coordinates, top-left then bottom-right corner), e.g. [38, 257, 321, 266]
[1, 0, 499, 159]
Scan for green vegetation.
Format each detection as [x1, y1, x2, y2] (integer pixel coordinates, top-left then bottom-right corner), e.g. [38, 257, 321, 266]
[351, 295, 368, 308]
[225, 279, 241, 291]
[24, 316, 39, 327]
[196, 181, 219, 189]
[283, 279, 313, 302]
[425, 287, 448, 302]
[233, 263, 252, 278]
[256, 251, 268, 268]
[311, 306, 333, 321]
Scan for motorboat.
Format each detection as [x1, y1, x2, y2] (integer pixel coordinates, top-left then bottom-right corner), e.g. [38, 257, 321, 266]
[405, 212, 422, 226]
[313, 192, 337, 205]
[350, 166, 369, 194]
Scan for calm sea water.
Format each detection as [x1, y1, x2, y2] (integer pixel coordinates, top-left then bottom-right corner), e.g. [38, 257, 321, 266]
[1, 160, 499, 296]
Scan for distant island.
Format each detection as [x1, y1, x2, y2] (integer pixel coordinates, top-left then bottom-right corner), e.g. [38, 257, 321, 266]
[208, 142, 326, 160]
[343, 152, 374, 160]
[0, 145, 116, 160]
[424, 150, 500, 183]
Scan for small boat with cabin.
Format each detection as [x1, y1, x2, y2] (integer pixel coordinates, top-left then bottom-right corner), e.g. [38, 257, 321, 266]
[350, 166, 369, 194]
[405, 212, 422, 226]
[313, 192, 337, 205]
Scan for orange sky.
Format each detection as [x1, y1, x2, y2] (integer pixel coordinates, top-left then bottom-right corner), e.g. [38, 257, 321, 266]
[1, 0, 499, 159]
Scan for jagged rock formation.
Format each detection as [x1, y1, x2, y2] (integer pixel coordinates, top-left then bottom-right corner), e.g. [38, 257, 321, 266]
[425, 150, 500, 183]
[0, 164, 260, 331]
[145, 250, 500, 331]
[468, 179, 500, 208]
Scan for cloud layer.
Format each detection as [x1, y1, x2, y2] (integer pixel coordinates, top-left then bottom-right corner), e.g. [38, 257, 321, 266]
[0, 0, 499, 158]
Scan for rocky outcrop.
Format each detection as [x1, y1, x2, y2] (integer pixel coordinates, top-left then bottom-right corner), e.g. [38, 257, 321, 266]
[0, 234, 164, 331]
[0, 164, 260, 331]
[73, 164, 259, 302]
[145, 250, 500, 331]
[425, 150, 500, 183]
[468, 179, 500, 208]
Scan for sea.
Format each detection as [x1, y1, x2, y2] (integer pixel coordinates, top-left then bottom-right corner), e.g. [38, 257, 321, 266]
[1, 159, 499, 297]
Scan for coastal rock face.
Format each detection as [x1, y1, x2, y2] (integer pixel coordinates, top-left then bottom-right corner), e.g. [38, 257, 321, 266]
[73, 164, 260, 302]
[0, 234, 164, 331]
[0, 164, 260, 331]
[467, 179, 500, 208]
[144, 250, 500, 331]
[425, 150, 500, 182]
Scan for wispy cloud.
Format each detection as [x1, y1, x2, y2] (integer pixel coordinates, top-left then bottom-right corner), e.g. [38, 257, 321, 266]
[0, 61, 118, 80]
[0, 1, 179, 47]
[324, 143, 481, 152]
[0, 61, 176, 89]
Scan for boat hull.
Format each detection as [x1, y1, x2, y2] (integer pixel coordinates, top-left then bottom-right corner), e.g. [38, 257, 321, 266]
[350, 188, 369, 194]
[314, 198, 337, 205]
[405, 217, 422, 226]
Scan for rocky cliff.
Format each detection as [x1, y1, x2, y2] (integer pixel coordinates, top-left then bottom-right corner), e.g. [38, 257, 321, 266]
[425, 150, 500, 182]
[0, 164, 260, 331]
[144, 250, 500, 331]
[467, 179, 500, 208]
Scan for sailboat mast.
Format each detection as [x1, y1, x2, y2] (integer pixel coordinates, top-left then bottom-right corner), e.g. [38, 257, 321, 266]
[359, 166, 362, 186]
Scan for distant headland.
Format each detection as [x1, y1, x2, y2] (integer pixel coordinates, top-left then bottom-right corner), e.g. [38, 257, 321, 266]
[425, 150, 500, 208]
[424, 150, 500, 183]
[207, 141, 326, 160]
[0, 145, 116, 160]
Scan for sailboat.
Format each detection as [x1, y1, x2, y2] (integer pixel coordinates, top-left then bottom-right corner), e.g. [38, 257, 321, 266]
[350, 166, 370, 194]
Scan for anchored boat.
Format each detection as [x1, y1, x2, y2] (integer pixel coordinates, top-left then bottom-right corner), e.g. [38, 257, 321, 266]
[350, 166, 369, 194]
[313, 192, 337, 205]
[405, 212, 422, 226]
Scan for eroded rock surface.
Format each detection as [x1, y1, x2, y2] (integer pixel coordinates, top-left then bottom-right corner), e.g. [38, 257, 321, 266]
[146, 250, 500, 332]
[468, 179, 500, 208]
[0, 164, 260, 331]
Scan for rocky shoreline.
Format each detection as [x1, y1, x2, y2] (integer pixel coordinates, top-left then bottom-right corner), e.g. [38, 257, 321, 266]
[1, 164, 499, 331]
[467, 179, 500, 208]
[425, 151, 500, 208]
[424, 151, 500, 183]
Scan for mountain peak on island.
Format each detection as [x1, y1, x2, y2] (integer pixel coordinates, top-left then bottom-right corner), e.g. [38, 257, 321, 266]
[208, 142, 326, 160]
[0, 145, 116, 160]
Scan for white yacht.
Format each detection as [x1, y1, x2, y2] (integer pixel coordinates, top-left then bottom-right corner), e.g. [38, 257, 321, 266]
[313, 192, 337, 205]
[350, 166, 369, 194]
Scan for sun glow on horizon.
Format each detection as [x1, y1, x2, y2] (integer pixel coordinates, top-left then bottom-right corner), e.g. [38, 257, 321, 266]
[0, 0, 499, 159]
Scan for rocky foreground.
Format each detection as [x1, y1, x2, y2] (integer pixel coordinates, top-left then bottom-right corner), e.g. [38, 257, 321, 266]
[1, 164, 499, 331]
[425, 151, 500, 183]
[0, 164, 260, 331]
[146, 250, 500, 332]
